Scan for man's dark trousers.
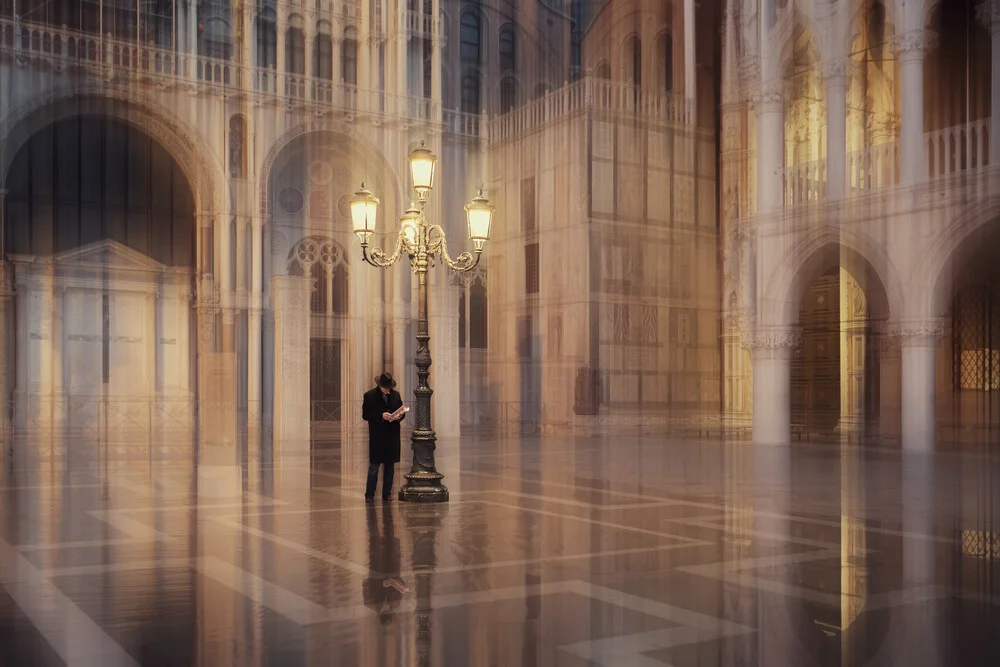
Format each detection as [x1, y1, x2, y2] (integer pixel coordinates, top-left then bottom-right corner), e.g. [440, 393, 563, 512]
[365, 462, 395, 500]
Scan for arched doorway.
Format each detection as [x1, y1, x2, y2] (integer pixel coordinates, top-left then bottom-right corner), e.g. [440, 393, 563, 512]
[2, 115, 196, 454]
[788, 253, 889, 441]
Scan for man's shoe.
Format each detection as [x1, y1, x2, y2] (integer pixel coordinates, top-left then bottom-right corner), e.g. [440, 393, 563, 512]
[382, 495, 392, 501]
[365, 497, 374, 503]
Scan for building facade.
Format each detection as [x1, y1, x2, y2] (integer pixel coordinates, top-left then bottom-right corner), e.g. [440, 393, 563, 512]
[721, 0, 999, 449]
[0, 0, 718, 465]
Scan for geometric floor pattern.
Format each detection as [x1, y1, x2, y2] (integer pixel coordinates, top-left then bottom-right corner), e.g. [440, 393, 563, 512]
[1, 435, 999, 666]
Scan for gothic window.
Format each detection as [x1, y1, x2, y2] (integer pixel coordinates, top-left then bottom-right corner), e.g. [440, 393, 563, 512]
[257, 8, 277, 68]
[461, 72, 481, 113]
[286, 21, 305, 74]
[624, 35, 641, 86]
[229, 115, 246, 179]
[314, 30, 333, 80]
[953, 286, 1000, 390]
[199, 16, 232, 60]
[520, 177, 535, 233]
[500, 77, 517, 112]
[342, 28, 358, 84]
[525, 243, 539, 294]
[595, 60, 611, 79]
[456, 271, 488, 349]
[289, 237, 350, 315]
[460, 11, 480, 63]
[423, 41, 432, 98]
[658, 32, 673, 92]
[499, 25, 516, 72]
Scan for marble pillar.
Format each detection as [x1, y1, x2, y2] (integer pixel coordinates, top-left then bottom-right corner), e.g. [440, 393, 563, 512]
[270, 275, 312, 456]
[430, 0, 442, 119]
[747, 328, 800, 446]
[248, 219, 264, 452]
[428, 271, 460, 440]
[896, 31, 934, 186]
[824, 59, 849, 199]
[755, 80, 785, 212]
[684, 0, 696, 118]
[892, 320, 944, 454]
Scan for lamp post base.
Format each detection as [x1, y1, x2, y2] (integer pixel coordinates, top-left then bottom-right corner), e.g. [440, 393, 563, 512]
[398, 471, 450, 503]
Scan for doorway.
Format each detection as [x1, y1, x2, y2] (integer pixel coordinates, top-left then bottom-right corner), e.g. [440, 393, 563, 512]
[310, 338, 342, 438]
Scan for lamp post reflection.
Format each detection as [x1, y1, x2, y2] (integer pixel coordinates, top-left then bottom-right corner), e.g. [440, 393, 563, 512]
[403, 503, 447, 667]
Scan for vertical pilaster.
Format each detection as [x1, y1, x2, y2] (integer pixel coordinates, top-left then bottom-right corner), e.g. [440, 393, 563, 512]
[684, 0, 696, 119]
[755, 80, 785, 212]
[892, 320, 944, 454]
[824, 59, 849, 199]
[746, 328, 800, 445]
[248, 218, 263, 449]
[430, 0, 442, 120]
[270, 275, 312, 455]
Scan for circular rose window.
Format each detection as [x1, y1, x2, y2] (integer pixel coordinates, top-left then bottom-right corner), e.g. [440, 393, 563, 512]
[278, 187, 303, 214]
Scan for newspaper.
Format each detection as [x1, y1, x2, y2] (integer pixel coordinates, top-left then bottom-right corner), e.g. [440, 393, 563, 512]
[387, 405, 409, 422]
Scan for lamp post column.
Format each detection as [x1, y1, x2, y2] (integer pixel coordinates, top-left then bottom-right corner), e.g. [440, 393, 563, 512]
[399, 227, 448, 502]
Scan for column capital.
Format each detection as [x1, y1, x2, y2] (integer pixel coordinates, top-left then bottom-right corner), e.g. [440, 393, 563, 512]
[743, 327, 802, 360]
[820, 58, 855, 87]
[752, 79, 786, 111]
[978, 1, 1000, 33]
[891, 30, 939, 63]
[887, 319, 946, 347]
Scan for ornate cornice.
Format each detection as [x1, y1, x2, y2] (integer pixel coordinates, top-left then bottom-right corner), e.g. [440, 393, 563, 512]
[742, 328, 802, 359]
[978, 0, 1000, 32]
[753, 80, 785, 108]
[887, 319, 945, 347]
[820, 58, 856, 86]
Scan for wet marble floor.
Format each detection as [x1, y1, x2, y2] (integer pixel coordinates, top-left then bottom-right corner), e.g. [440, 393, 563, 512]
[1, 435, 999, 666]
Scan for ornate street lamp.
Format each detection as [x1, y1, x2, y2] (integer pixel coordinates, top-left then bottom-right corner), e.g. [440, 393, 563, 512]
[350, 141, 494, 503]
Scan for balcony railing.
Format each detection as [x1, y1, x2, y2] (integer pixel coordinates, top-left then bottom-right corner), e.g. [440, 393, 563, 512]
[1, 18, 437, 126]
[778, 119, 992, 206]
[489, 77, 693, 143]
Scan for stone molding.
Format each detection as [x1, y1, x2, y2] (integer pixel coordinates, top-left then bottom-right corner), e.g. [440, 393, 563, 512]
[886, 319, 945, 348]
[742, 328, 801, 359]
[820, 58, 856, 86]
[753, 80, 785, 109]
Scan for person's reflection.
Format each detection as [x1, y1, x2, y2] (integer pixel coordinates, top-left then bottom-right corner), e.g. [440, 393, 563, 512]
[363, 504, 409, 627]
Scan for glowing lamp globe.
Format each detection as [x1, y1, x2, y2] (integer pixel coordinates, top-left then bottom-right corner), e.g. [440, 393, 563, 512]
[408, 142, 437, 192]
[465, 190, 494, 253]
[350, 183, 379, 244]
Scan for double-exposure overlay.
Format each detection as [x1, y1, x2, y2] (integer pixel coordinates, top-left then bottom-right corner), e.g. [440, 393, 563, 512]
[0, 0, 998, 664]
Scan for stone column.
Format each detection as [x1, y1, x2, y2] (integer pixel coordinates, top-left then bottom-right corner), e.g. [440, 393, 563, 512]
[824, 59, 850, 199]
[978, 0, 1000, 163]
[269, 275, 312, 455]
[0, 191, 9, 435]
[891, 320, 944, 454]
[359, 1, 372, 93]
[430, 0, 442, 120]
[746, 328, 800, 446]
[248, 218, 263, 450]
[895, 31, 934, 185]
[684, 0, 696, 119]
[755, 80, 785, 212]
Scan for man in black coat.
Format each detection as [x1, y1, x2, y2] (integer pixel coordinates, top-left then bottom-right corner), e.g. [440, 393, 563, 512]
[362, 372, 406, 501]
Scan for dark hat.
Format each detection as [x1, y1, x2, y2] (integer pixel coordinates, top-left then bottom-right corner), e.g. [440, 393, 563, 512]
[375, 372, 397, 389]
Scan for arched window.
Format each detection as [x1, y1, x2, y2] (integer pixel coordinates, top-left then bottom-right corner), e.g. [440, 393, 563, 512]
[200, 17, 232, 60]
[286, 21, 305, 74]
[594, 60, 611, 79]
[256, 9, 277, 68]
[624, 35, 641, 86]
[500, 77, 517, 112]
[461, 72, 481, 113]
[288, 237, 350, 316]
[499, 24, 516, 72]
[423, 51, 433, 99]
[460, 11, 481, 64]
[342, 27, 358, 84]
[953, 286, 1000, 390]
[314, 30, 333, 80]
[229, 115, 246, 179]
[658, 32, 673, 92]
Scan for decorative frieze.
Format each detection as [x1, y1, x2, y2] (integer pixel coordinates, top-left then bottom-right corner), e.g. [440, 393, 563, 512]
[742, 328, 801, 360]
[891, 30, 939, 62]
[887, 319, 945, 348]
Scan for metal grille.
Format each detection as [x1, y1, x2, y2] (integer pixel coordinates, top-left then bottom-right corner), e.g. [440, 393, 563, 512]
[954, 286, 1000, 391]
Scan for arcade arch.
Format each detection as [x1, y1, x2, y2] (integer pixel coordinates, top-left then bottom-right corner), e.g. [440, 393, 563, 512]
[1, 115, 198, 448]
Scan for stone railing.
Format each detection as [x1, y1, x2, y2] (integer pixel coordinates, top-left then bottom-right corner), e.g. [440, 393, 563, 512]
[402, 8, 443, 40]
[1, 18, 437, 126]
[488, 76, 692, 143]
[778, 119, 992, 206]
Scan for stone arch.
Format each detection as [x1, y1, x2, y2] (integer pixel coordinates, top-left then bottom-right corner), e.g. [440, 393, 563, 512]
[257, 124, 404, 220]
[0, 91, 224, 215]
[922, 199, 1000, 319]
[759, 227, 902, 328]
